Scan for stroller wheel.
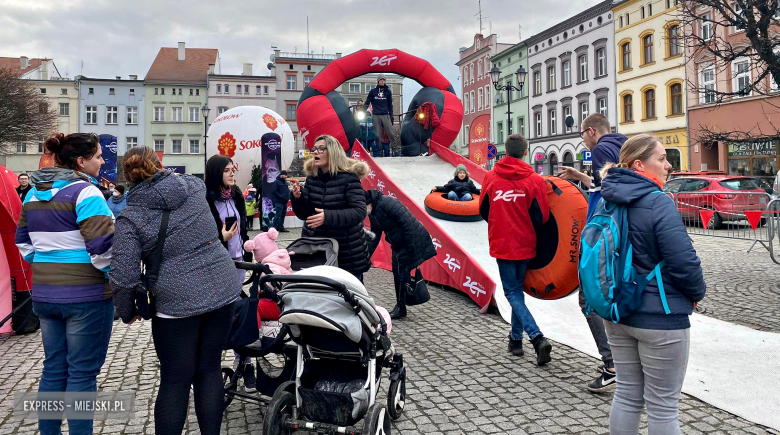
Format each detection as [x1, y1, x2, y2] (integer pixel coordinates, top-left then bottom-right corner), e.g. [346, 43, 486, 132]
[262, 391, 295, 435]
[364, 404, 391, 435]
[256, 352, 296, 397]
[221, 367, 237, 410]
[387, 377, 405, 420]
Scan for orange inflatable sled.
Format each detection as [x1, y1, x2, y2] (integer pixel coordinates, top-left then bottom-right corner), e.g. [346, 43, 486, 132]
[424, 193, 482, 222]
[524, 177, 588, 300]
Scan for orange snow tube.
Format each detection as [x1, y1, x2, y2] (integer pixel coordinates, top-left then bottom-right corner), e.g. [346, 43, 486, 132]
[524, 177, 588, 300]
[424, 193, 482, 222]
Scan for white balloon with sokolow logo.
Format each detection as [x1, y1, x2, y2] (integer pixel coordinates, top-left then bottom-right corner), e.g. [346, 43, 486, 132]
[205, 106, 295, 191]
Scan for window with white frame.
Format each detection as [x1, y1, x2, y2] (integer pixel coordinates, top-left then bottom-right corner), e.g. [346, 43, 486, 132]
[596, 48, 606, 77]
[535, 112, 542, 137]
[497, 122, 504, 144]
[733, 59, 751, 96]
[172, 107, 182, 122]
[349, 83, 361, 93]
[478, 60, 483, 78]
[217, 84, 222, 94]
[127, 137, 137, 148]
[218, 106, 228, 114]
[61, 88, 67, 95]
[534, 72, 541, 95]
[518, 117, 525, 137]
[16, 143, 26, 153]
[224, 84, 230, 94]
[305, 76, 314, 87]
[733, 2, 745, 32]
[484, 58, 489, 74]
[264, 86, 269, 94]
[701, 13, 712, 41]
[563, 106, 572, 133]
[154, 107, 164, 122]
[485, 86, 491, 108]
[106, 106, 118, 124]
[548, 66, 556, 91]
[127, 107, 138, 124]
[154, 139, 164, 152]
[464, 93, 469, 114]
[365, 83, 373, 93]
[563, 61, 571, 86]
[668, 25, 681, 57]
[463, 67, 468, 84]
[244, 85, 249, 95]
[643, 34, 654, 64]
[478, 87, 483, 110]
[190, 88, 194, 96]
[700, 66, 716, 103]
[59, 103, 69, 116]
[470, 64, 474, 83]
[256, 85, 262, 95]
[190, 139, 200, 154]
[189, 107, 200, 122]
[578, 55, 588, 82]
[598, 97, 608, 116]
[580, 101, 589, 122]
[172, 139, 182, 154]
[286, 75, 297, 90]
[470, 91, 475, 112]
[549, 109, 557, 135]
[86, 106, 97, 124]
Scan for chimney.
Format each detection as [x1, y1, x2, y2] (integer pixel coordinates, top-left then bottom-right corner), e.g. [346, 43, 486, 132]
[129, 75, 137, 80]
[178, 42, 185, 61]
[336, 52, 342, 58]
[116, 76, 121, 80]
[20, 56, 28, 69]
[208, 64, 215, 75]
[41, 61, 48, 80]
[242, 63, 253, 76]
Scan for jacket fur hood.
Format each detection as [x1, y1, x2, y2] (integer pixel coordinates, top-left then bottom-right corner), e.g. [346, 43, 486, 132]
[303, 157, 369, 178]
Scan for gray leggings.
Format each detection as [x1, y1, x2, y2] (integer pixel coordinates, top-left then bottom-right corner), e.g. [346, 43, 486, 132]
[604, 321, 690, 435]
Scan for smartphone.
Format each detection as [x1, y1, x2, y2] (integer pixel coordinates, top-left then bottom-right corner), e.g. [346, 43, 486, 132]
[224, 216, 238, 230]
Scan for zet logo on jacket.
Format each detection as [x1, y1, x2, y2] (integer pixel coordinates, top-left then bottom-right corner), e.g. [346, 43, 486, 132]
[493, 189, 526, 202]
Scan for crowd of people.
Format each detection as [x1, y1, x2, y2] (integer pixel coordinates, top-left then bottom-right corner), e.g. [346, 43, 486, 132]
[13, 110, 705, 434]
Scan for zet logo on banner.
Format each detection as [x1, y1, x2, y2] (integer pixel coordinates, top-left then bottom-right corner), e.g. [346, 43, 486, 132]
[463, 276, 486, 297]
[370, 55, 397, 67]
[443, 254, 461, 272]
[431, 237, 442, 250]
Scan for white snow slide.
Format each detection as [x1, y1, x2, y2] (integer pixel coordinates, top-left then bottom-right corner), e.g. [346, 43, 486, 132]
[375, 154, 780, 430]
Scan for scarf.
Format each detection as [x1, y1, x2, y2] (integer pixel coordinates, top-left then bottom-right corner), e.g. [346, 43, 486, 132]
[635, 170, 664, 188]
[220, 187, 232, 200]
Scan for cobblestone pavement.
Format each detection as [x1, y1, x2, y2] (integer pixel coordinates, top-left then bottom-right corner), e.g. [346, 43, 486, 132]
[0, 228, 777, 434]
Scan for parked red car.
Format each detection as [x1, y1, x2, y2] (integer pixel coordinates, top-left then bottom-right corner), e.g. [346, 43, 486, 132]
[663, 175, 768, 229]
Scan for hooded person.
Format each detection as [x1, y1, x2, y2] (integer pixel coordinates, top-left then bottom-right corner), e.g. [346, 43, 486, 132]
[479, 134, 554, 366]
[107, 184, 128, 216]
[291, 134, 371, 279]
[432, 164, 481, 201]
[365, 189, 436, 319]
[364, 74, 399, 156]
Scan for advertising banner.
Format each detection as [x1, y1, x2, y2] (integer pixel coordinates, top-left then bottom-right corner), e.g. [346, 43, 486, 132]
[261, 133, 283, 230]
[98, 134, 118, 185]
[468, 114, 491, 168]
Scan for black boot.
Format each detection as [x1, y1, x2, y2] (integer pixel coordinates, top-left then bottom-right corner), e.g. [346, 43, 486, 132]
[389, 305, 407, 319]
[389, 276, 407, 319]
[507, 335, 524, 356]
[531, 335, 552, 366]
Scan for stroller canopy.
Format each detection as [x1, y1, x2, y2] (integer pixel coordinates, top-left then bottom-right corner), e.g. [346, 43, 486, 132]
[279, 266, 382, 344]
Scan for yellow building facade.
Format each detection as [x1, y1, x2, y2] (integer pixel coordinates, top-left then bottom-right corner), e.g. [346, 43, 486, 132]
[613, 0, 689, 171]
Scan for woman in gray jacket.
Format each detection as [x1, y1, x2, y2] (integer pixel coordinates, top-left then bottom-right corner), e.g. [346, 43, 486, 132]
[109, 146, 242, 435]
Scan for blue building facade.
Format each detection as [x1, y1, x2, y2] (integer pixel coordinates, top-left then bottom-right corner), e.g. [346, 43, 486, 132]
[78, 76, 146, 156]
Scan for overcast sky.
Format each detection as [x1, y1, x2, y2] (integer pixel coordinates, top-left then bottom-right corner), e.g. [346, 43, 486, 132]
[1, 0, 601, 107]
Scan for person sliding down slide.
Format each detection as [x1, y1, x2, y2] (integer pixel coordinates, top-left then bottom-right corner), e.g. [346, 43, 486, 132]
[431, 164, 481, 201]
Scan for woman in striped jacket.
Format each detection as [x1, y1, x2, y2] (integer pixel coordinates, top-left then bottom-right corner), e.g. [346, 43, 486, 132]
[15, 132, 115, 435]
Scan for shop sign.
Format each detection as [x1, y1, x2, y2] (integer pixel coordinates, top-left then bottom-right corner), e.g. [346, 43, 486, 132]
[657, 134, 682, 145]
[728, 140, 777, 157]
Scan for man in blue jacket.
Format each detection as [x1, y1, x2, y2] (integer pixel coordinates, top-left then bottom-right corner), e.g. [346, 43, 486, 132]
[558, 113, 626, 393]
[364, 75, 399, 156]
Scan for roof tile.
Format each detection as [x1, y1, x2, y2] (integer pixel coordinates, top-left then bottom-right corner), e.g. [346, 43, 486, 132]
[144, 47, 218, 84]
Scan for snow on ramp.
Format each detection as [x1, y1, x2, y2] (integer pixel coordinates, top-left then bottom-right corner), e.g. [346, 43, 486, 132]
[376, 154, 780, 430]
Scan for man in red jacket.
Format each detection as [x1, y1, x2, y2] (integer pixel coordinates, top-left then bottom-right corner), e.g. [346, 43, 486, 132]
[480, 134, 553, 366]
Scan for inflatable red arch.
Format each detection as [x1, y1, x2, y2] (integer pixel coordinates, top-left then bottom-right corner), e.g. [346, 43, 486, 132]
[297, 49, 463, 151]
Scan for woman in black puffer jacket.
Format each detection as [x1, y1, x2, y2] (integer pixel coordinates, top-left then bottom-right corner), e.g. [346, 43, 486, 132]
[365, 189, 436, 319]
[291, 135, 370, 278]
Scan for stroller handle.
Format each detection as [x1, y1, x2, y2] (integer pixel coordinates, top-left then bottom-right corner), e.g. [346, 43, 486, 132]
[259, 274, 360, 309]
[234, 261, 273, 275]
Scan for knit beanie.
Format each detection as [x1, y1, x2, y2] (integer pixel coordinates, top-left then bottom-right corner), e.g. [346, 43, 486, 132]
[244, 228, 280, 261]
[454, 164, 469, 178]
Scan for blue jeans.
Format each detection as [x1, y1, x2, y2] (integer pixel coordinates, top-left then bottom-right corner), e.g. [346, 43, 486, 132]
[496, 259, 542, 342]
[447, 191, 473, 201]
[272, 202, 287, 231]
[33, 299, 114, 435]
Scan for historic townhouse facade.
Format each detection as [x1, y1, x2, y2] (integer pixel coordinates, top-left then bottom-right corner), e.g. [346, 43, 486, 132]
[527, 0, 617, 175]
[614, 0, 688, 172]
[686, 4, 780, 177]
[456, 34, 513, 153]
[144, 43, 218, 177]
[78, 76, 146, 156]
[208, 63, 277, 117]
[489, 42, 529, 159]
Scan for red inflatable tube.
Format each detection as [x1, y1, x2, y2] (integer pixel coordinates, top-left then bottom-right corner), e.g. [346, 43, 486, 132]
[424, 193, 482, 222]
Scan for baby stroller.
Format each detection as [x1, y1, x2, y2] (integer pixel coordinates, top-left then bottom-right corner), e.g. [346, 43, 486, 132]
[262, 265, 407, 435]
[221, 237, 342, 407]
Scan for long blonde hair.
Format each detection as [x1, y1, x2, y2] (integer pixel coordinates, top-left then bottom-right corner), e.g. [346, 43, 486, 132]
[312, 135, 356, 175]
[599, 133, 660, 181]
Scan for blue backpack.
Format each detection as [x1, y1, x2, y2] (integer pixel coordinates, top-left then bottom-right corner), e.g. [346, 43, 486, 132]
[579, 194, 670, 323]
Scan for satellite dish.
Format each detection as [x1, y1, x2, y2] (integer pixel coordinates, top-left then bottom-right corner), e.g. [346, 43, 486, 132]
[565, 116, 575, 129]
[270, 54, 275, 62]
[267, 63, 273, 71]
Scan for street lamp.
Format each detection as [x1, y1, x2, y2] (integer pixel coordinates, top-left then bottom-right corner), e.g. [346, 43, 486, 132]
[201, 104, 211, 175]
[490, 66, 527, 137]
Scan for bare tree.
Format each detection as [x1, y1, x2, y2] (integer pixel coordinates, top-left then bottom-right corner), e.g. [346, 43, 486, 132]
[0, 67, 58, 155]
